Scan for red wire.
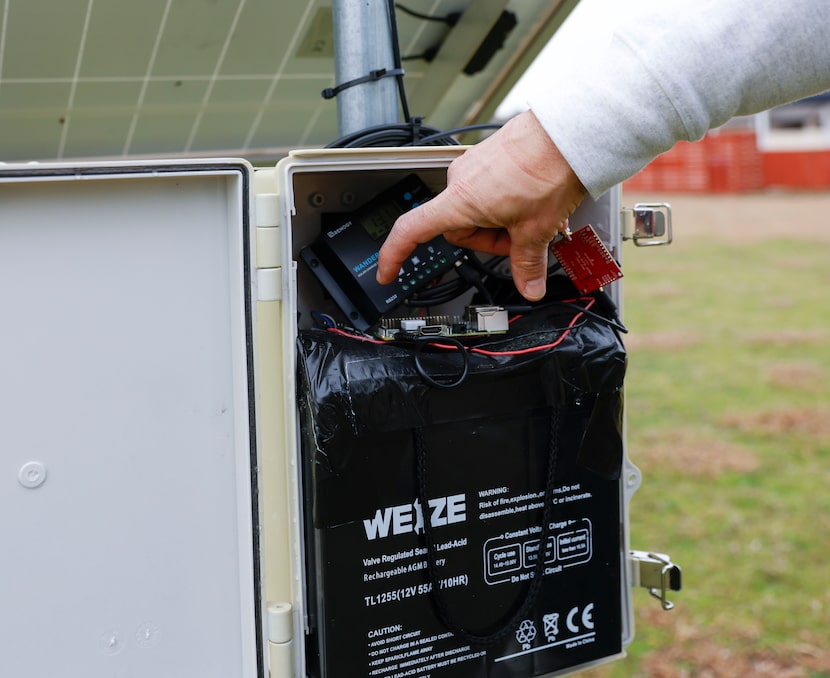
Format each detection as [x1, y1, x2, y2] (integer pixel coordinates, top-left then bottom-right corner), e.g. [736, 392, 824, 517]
[470, 297, 595, 357]
[325, 297, 597, 356]
[327, 327, 387, 344]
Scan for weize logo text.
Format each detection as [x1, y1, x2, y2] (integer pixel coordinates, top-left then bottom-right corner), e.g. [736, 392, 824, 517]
[363, 494, 466, 541]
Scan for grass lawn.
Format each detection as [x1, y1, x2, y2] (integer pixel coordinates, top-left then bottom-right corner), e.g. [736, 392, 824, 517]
[585, 198, 830, 677]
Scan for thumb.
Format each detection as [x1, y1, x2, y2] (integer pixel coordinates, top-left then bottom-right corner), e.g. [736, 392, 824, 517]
[509, 218, 569, 301]
[509, 239, 552, 302]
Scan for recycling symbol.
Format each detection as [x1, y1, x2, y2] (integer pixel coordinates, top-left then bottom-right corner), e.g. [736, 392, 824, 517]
[515, 619, 537, 650]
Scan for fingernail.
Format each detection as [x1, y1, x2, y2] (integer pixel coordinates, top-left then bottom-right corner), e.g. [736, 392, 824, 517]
[524, 278, 546, 300]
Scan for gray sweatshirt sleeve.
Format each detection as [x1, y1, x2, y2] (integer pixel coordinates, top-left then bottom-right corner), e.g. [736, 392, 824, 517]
[528, 0, 830, 198]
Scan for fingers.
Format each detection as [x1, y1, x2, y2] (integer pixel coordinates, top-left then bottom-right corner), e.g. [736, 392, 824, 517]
[376, 143, 493, 284]
[376, 185, 471, 284]
[375, 203, 436, 285]
[376, 192, 568, 301]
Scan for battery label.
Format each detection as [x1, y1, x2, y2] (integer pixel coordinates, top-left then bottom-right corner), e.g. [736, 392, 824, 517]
[363, 493, 467, 541]
[302, 411, 624, 678]
[484, 516, 593, 585]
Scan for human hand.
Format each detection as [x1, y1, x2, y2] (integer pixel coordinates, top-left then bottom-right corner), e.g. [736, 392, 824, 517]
[376, 110, 587, 301]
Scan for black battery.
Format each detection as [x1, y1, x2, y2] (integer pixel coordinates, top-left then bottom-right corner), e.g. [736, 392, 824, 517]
[297, 299, 627, 678]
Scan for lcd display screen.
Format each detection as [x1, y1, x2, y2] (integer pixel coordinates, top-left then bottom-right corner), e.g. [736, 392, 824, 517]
[359, 200, 402, 240]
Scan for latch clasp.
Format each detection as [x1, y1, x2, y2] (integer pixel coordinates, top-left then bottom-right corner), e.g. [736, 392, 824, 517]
[622, 203, 673, 247]
[630, 550, 682, 610]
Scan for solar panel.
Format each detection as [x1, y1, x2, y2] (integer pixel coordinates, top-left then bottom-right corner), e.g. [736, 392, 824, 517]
[0, 0, 576, 162]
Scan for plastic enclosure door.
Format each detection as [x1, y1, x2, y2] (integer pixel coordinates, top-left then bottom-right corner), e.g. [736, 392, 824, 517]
[0, 161, 265, 677]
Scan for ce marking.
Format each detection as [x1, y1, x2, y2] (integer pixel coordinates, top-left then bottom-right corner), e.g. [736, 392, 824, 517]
[566, 602, 595, 634]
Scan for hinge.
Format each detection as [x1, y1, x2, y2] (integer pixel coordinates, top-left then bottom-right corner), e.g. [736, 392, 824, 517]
[268, 601, 293, 644]
[621, 203, 672, 247]
[629, 549, 682, 610]
[257, 227, 281, 269]
[257, 268, 282, 302]
[255, 192, 282, 272]
[267, 602, 294, 677]
[255, 193, 280, 227]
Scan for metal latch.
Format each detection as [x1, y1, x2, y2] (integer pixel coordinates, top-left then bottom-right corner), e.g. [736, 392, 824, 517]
[621, 203, 672, 246]
[629, 550, 682, 610]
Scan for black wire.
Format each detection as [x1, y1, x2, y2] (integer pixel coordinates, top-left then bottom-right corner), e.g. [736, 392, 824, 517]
[411, 123, 503, 146]
[549, 298, 626, 333]
[413, 277, 468, 298]
[395, 3, 457, 24]
[330, 121, 501, 148]
[387, 0, 411, 123]
[401, 47, 438, 62]
[483, 257, 562, 278]
[405, 290, 469, 308]
[415, 406, 561, 645]
[325, 121, 455, 148]
[465, 253, 512, 281]
[405, 280, 471, 308]
[413, 337, 469, 388]
[502, 300, 628, 334]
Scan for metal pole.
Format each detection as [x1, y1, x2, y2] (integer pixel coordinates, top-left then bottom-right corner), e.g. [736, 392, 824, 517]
[331, 0, 400, 136]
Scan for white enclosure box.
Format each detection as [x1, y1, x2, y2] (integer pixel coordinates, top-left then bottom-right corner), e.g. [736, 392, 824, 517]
[0, 148, 643, 678]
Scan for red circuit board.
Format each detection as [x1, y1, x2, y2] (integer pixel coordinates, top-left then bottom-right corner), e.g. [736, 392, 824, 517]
[550, 224, 623, 294]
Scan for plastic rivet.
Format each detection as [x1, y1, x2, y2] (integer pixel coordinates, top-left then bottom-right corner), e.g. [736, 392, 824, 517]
[135, 622, 160, 648]
[99, 629, 124, 655]
[18, 461, 47, 489]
